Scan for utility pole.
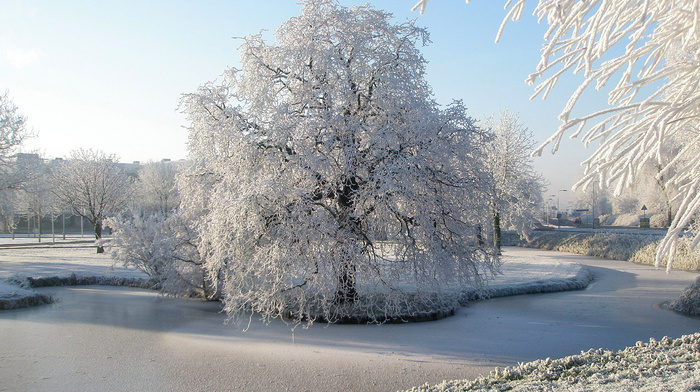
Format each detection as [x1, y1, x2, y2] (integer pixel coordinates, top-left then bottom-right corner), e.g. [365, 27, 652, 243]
[557, 189, 567, 228]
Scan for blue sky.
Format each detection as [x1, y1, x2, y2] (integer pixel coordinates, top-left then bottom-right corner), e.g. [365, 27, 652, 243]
[1, 0, 612, 209]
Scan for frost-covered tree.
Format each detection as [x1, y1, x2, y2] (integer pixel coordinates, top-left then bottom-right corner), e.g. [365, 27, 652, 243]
[482, 111, 545, 248]
[0, 92, 36, 193]
[617, 149, 683, 226]
[600, 138, 684, 223]
[0, 153, 43, 236]
[0, 189, 16, 234]
[52, 149, 133, 253]
[136, 161, 181, 217]
[412, 0, 700, 271]
[15, 157, 58, 241]
[180, 0, 496, 324]
[612, 195, 639, 215]
[573, 183, 612, 220]
[107, 211, 213, 298]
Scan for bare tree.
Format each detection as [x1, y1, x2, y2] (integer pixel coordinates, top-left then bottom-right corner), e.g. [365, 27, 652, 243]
[14, 155, 57, 241]
[52, 149, 133, 253]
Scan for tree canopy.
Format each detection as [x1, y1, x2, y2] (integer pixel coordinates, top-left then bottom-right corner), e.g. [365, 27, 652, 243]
[180, 0, 497, 324]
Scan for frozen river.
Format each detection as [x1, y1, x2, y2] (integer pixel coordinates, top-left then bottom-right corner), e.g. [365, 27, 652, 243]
[1, 247, 698, 391]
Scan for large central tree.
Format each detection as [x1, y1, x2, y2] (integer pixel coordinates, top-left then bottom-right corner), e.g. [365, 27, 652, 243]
[181, 0, 496, 324]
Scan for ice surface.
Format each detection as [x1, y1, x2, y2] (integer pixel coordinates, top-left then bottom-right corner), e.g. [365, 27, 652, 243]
[1, 240, 698, 391]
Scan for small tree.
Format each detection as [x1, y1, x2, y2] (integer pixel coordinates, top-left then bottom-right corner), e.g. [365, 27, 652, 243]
[0, 188, 18, 236]
[0, 153, 43, 236]
[181, 0, 496, 324]
[482, 111, 545, 249]
[52, 149, 133, 253]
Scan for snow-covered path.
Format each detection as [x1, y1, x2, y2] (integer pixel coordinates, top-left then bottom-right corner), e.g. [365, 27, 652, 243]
[1, 247, 698, 391]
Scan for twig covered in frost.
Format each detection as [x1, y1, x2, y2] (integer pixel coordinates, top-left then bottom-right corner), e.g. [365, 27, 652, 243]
[413, 0, 700, 271]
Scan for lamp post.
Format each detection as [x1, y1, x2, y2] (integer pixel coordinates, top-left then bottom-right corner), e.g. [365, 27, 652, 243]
[548, 195, 555, 225]
[557, 189, 567, 228]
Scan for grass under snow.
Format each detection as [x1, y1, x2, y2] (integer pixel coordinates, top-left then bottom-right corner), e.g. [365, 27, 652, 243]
[407, 333, 700, 391]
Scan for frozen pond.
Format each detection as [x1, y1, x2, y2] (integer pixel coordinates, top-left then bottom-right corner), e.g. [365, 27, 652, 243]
[1, 248, 699, 391]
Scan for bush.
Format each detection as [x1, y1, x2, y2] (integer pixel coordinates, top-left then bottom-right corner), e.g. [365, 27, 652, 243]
[669, 277, 700, 315]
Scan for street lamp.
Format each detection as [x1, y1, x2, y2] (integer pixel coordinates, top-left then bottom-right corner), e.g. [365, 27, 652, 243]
[557, 189, 567, 228]
[546, 196, 555, 225]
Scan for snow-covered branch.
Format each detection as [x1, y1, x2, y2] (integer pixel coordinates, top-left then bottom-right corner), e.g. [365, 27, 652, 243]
[414, 0, 700, 270]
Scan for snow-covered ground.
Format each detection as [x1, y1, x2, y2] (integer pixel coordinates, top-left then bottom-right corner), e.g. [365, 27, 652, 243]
[0, 242, 146, 281]
[0, 236, 148, 308]
[1, 243, 698, 391]
[0, 237, 587, 310]
[408, 333, 700, 391]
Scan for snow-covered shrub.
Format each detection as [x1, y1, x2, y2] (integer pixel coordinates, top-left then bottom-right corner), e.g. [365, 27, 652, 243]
[669, 277, 700, 315]
[596, 213, 668, 228]
[108, 212, 217, 299]
[650, 213, 669, 229]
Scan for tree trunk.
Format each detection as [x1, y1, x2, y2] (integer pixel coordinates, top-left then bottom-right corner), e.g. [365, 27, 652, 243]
[334, 176, 360, 304]
[493, 211, 501, 251]
[94, 220, 104, 254]
[335, 258, 357, 304]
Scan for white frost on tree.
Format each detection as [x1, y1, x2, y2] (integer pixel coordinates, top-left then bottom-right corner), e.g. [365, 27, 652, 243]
[180, 0, 497, 324]
[0, 153, 43, 236]
[412, 0, 700, 272]
[0, 91, 34, 193]
[52, 149, 133, 253]
[107, 211, 214, 299]
[14, 156, 59, 241]
[481, 111, 545, 248]
[136, 161, 182, 217]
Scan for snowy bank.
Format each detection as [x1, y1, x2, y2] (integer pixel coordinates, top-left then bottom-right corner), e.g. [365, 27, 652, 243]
[0, 279, 52, 310]
[514, 230, 700, 271]
[463, 251, 592, 302]
[669, 276, 700, 315]
[0, 242, 592, 317]
[0, 240, 152, 310]
[0, 274, 155, 310]
[406, 333, 700, 391]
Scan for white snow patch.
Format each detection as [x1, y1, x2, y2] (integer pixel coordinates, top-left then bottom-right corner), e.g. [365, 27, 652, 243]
[0, 279, 35, 301]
